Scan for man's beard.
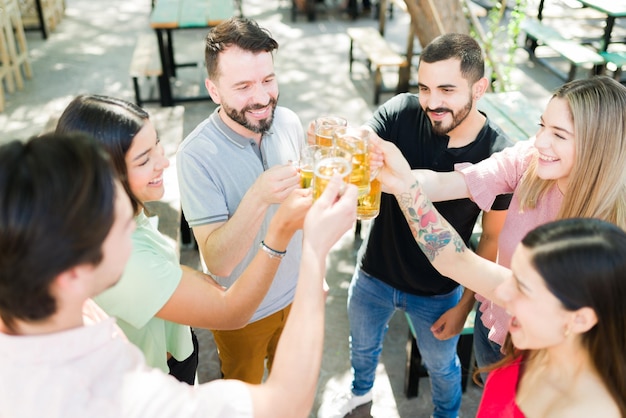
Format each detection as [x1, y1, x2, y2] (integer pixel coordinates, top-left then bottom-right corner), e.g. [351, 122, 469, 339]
[428, 95, 473, 136]
[222, 96, 278, 135]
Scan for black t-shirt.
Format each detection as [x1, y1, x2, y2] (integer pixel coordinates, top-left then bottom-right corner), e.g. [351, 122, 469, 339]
[360, 93, 514, 296]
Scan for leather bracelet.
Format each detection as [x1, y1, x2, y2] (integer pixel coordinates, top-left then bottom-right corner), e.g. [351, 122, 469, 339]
[259, 240, 286, 259]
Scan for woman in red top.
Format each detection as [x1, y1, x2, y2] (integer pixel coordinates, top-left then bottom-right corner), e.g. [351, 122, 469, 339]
[373, 139, 626, 416]
[473, 219, 626, 417]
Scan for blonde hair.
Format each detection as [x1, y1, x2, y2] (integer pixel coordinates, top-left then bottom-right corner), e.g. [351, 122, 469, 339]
[517, 76, 626, 229]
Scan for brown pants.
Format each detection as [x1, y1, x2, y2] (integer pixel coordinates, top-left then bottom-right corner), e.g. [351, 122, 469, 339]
[212, 304, 291, 383]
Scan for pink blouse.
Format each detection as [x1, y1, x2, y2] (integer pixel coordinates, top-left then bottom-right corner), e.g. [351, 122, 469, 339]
[459, 140, 562, 345]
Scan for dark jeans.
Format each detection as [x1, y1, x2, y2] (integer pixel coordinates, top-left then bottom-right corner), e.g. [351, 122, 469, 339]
[473, 304, 504, 384]
[167, 328, 199, 385]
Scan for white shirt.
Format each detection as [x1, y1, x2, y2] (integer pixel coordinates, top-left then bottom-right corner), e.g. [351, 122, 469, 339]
[0, 317, 252, 418]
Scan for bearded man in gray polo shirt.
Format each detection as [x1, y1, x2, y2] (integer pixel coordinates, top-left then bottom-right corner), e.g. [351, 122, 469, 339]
[177, 17, 305, 383]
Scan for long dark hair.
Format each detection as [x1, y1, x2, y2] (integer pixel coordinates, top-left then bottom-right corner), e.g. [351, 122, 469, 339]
[478, 218, 626, 415]
[55, 94, 150, 214]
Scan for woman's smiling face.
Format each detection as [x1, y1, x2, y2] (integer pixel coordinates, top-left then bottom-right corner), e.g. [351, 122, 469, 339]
[534, 97, 577, 193]
[495, 244, 572, 350]
[124, 121, 169, 205]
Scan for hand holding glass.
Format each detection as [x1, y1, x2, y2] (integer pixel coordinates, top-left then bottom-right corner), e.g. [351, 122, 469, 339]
[315, 116, 347, 147]
[333, 126, 371, 197]
[298, 145, 321, 188]
[312, 147, 352, 200]
[356, 178, 381, 220]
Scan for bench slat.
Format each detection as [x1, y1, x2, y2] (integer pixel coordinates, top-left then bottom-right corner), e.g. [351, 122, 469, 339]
[521, 18, 565, 43]
[479, 92, 541, 143]
[479, 100, 529, 143]
[601, 51, 626, 68]
[347, 26, 409, 104]
[521, 18, 604, 81]
[548, 40, 604, 65]
[129, 33, 162, 78]
[347, 27, 407, 67]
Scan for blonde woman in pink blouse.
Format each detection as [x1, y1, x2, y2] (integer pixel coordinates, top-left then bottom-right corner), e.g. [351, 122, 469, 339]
[375, 76, 626, 375]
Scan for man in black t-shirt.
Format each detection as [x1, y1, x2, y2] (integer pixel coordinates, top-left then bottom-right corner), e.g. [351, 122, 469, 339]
[318, 34, 513, 418]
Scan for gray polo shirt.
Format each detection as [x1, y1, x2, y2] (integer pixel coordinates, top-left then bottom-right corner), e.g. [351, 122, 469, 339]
[177, 106, 304, 322]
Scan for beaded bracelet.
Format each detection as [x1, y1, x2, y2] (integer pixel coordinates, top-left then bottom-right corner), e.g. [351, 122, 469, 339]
[259, 240, 287, 259]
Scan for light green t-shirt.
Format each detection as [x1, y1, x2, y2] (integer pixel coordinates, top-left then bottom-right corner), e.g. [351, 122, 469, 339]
[94, 211, 193, 373]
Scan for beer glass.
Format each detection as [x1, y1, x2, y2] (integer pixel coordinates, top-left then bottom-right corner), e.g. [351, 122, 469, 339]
[333, 126, 370, 197]
[357, 178, 382, 220]
[314, 116, 347, 147]
[298, 145, 321, 188]
[312, 147, 352, 200]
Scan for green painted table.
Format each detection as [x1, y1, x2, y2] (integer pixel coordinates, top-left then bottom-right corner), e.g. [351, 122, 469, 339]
[150, 0, 236, 106]
[478, 92, 543, 143]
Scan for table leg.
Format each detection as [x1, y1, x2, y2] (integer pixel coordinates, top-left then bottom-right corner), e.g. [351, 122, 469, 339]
[601, 16, 615, 52]
[306, 0, 316, 21]
[34, 0, 48, 39]
[166, 29, 176, 78]
[155, 29, 174, 107]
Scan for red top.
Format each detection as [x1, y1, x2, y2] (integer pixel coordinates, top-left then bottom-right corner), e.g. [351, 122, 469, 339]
[477, 356, 526, 417]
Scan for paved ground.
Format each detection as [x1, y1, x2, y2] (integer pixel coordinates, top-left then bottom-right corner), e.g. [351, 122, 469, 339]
[0, 0, 582, 416]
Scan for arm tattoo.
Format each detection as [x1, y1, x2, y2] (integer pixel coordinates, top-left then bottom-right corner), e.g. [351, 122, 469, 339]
[396, 181, 466, 262]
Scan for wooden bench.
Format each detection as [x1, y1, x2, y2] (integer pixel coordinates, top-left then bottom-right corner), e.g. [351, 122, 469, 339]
[404, 308, 476, 397]
[521, 18, 604, 81]
[347, 26, 409, 105]
[129, 33, 163, 107]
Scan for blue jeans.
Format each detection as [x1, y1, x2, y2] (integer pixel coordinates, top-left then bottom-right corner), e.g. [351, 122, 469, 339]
[347, 269, 462, 418]
[473, 303, 503, 383]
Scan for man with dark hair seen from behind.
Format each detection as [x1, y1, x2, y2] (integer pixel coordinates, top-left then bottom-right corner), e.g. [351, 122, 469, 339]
[0, 133, 358, 417]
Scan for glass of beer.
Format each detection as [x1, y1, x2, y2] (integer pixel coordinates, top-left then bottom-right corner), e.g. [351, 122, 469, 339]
[312, 147, 352, 200]
[357, 178, 382, 220]
[315, 116, 347, 147]
[298, 145, 321, 188]
[333, 126, 371, 197]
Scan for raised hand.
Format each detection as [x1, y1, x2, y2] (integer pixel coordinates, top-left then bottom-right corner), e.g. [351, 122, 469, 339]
[271, 188, 313, 237]
[250, 163, 301, 205]
[304, 176, 357, 256]
[368, 135, 413, 195]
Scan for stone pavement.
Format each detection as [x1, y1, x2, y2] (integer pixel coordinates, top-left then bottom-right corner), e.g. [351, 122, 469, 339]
[0, 0, 568, 417]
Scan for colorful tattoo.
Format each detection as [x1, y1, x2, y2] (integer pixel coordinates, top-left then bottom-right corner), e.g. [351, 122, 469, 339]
[396, 180, 466, 262]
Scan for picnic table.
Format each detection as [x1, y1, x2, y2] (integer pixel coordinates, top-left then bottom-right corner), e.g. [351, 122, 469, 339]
[577, 0, 626, 52]
[150, 0, 236, 106]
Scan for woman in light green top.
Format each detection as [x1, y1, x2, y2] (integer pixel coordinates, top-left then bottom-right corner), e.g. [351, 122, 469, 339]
[55, 95, 309, 384]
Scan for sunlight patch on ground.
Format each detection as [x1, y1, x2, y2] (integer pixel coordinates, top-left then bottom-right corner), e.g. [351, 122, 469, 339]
[319, 363, 401, 418]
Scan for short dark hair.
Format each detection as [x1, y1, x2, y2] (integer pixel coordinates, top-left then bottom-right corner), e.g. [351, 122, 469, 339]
[0, 133, 117, 330]
[419, 33, 484, 84]
[204, 17, 278, 80]
[55, 94, 149, 214]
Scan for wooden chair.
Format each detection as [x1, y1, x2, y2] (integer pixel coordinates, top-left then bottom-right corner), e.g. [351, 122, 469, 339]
[17, 0, 65, 39]
[0, 3, 16, 112]
[1, 0, 32, 92]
